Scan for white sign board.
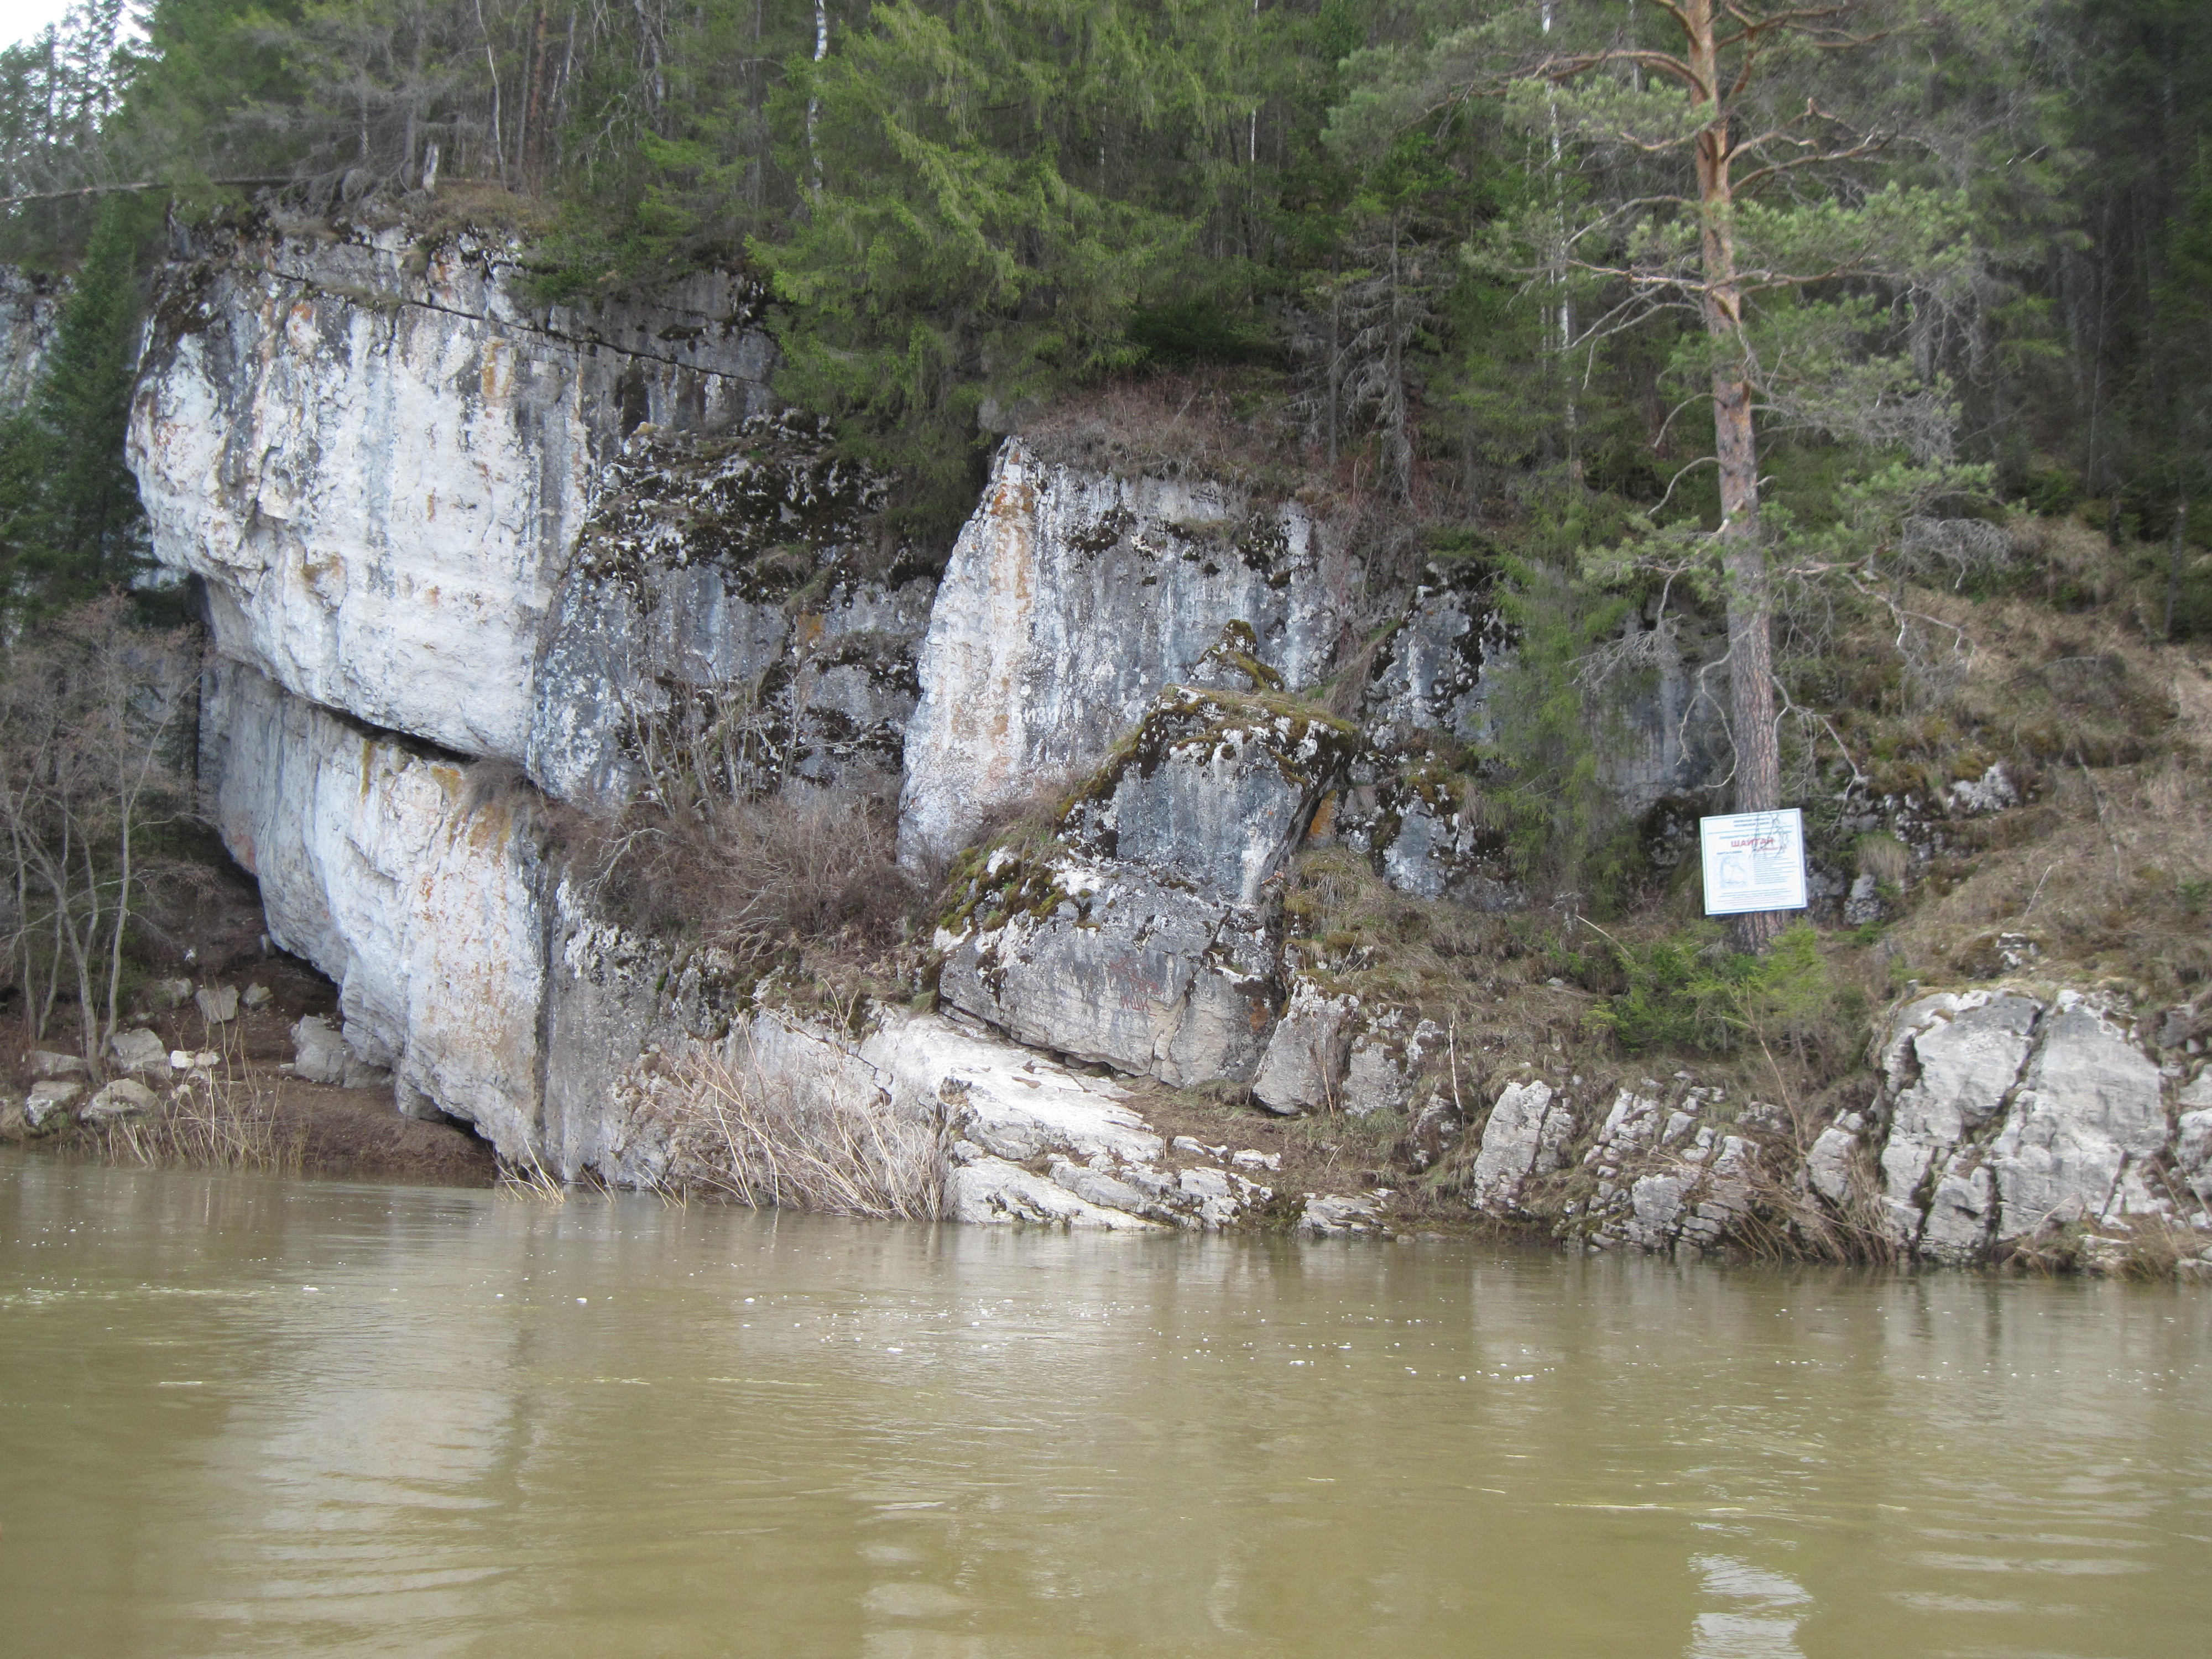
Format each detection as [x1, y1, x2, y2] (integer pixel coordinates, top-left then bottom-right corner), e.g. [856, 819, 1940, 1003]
[1699, 809, 1808, 916]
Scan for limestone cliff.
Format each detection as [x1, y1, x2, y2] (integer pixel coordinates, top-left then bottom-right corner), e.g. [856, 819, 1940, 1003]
[898, 440, 1366, 865]
[118, 222, 2212, 1265]
[129, 216, 775, 761]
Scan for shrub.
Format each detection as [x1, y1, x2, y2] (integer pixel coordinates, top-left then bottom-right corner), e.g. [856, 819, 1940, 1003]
[1594, 923, 1857, 1068]
[632, 1029, 944, 1219]
[560, 780, 916, 959]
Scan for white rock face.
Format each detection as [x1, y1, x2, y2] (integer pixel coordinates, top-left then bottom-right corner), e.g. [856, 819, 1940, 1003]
[898, 440, 1363, 865]
[859, 1015, 1157, 1166]
[1874, 991, 2040, 1247]
[1986, 1003, 2167, 1239]
[938, 856, 1279, 1088]
[1299, 1193, 1386, 1235]
[1804, 1118, 1861, 1204]
[945, 1155, 1165, 1229]
[1468, 1080, 1573, 1212]
[1863, 988, 2177, 1261]
[837, 1010, 1268, 1228]
[936, 686, 1356, 1089]
[1058, 686, 1357, 907]
[0, 265, 61, 410]
[129, 223, 774, 762]
[202, 660, 546, 1156]
[2176, 1095, 2212, 1207]
[576, 1003, 1265, 1229]
[525, 424, 934, 803]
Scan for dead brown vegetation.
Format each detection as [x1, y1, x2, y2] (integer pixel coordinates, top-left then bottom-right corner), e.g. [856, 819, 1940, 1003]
[1021, 367, 1308, 491]
[630, 1029, 944, 1219]
[1818, 543, 2212, 1002]
[558, 778, 919, 963]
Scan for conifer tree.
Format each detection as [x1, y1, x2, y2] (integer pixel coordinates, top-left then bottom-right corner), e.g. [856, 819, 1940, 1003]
[20, 193, 149, 614]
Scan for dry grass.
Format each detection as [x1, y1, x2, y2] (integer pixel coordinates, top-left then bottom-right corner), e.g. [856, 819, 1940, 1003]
[631, 1029, 945, 1219]
[563, 779, 919, 962]
[1881, 722, 2212, 1000]
[1020, 367, 1310, 491]
[1737, 1147, 1903, 1267]
[84, 1063, 303, 1176]
[1998, 1214, 2212, 1279]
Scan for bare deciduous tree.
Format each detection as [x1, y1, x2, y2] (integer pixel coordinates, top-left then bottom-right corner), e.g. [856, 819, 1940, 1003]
[0, 597, 198, 1073]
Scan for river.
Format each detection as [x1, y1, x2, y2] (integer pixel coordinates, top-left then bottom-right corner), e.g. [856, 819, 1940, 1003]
[1, 1152, 2204, 1657]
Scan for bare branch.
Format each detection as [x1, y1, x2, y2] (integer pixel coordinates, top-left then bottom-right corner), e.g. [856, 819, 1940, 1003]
[0, 177, 290, 208]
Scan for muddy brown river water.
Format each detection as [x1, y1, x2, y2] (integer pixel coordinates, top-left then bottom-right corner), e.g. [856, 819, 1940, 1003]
[1, 1151, 2205, 1657]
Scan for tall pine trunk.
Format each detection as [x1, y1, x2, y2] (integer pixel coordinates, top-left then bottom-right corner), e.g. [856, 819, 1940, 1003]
[1688, 2, 1783, 950]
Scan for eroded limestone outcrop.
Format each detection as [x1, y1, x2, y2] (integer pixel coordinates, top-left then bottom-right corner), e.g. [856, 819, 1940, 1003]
[1849, 988, 2177, 1261]
[898, 440, 1367, 866]
[528, 419, 934, 803]
[201, 659, 546, 1156]
[131, 218, 774, 762]
[117, 222, 2037, 1253]
[936, 685, 1357, 1088]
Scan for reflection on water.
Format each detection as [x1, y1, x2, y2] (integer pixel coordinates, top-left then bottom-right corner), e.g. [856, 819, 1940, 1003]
[2, 1151, 2206, 1658]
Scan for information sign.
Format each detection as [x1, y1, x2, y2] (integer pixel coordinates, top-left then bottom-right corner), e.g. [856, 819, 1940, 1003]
[1699, 808, 1808, 916]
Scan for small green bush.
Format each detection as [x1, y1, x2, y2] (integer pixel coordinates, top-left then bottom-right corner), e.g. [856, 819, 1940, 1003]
[1593, 923, 1854, 1064]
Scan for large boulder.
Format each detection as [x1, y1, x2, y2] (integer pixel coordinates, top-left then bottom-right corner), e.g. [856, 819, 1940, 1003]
[81, 1079, 158, 1124]
[1251, 978, 1360, 1114]
[1468, 1080, 1575, 1213]
[108, 1027, 169, 1076]
[25, 1078, 81, 1129]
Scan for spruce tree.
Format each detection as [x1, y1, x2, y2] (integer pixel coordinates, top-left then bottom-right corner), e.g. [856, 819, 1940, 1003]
[24, 192, 148, 612]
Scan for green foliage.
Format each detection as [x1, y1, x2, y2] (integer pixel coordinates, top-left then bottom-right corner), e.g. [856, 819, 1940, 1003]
[1, 192, 152, 626]
[1595, 922, 1850, 1063]
[1125, 297, 1276, 368]
[1482, 523, 1642, 912]
[745, 1, 1265, 535]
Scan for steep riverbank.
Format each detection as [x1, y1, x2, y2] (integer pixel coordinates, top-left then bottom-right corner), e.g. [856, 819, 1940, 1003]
[5, 208, 2210, 1272]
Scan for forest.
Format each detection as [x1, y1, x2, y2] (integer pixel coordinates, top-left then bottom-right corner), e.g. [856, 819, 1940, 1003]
[1, 2, 2207, 543]
[1, 1, 2209, 922]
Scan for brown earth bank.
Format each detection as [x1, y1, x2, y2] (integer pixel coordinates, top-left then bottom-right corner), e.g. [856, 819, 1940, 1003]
[1, 941, 494, 1187]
